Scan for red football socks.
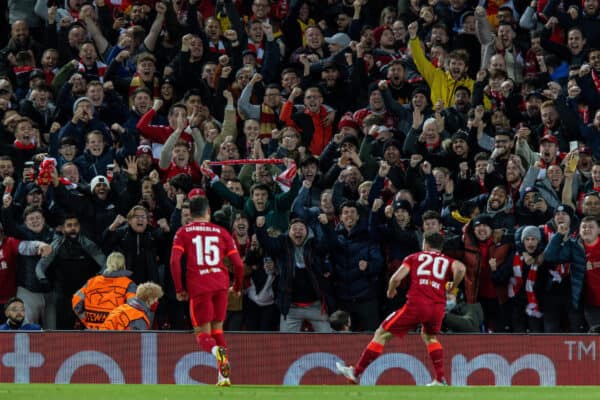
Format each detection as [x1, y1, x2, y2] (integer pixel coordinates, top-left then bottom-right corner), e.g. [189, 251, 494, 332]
[211, 329, 227, 348]
[195, 332, 217, 353]
[427, 341, 444, 382]
[355, 341, 384, 376]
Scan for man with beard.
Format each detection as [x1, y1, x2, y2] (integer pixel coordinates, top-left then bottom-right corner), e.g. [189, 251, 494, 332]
[408, 21, 474, 107]
[441, 130, 475, 175]
[0, 297, 42, 330]
[35, 214, 105, 329]
[461, 214, 514, 332]
[304, 61, 353, 116]
[470, 185, 515, 231]
[485, 129, 514, 183]
[280, 86, 333, 156]
[516, 186, 553, 227]
[532, 93, 580, 152]
[384, 60, 416, 106]
[577, 49, 600, 109]
[442, 86, 471, 134]
[380, 82, 433, 138]
[0, 20, 45, 79]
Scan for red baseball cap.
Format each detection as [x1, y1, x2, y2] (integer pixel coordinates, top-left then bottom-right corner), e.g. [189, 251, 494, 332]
[540, 135, 557, 144]
[188, 188, 206, 199]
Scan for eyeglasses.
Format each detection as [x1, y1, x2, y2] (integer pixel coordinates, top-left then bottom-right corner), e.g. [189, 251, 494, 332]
[6, 307, 25, 312]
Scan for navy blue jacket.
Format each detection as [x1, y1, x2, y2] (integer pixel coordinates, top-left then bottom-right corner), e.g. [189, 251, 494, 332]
[323, 222, 384, 302]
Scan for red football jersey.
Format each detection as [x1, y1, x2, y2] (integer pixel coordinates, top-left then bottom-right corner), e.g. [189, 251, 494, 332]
[0, 237, 20, 303]
[583, 238, 600, 307]
[403, 250, 454, 305]
[170, 221, 243, 298]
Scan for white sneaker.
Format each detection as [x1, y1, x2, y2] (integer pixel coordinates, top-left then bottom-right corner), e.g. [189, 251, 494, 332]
[426, 378, 448, 386]
[216, 373, 231, 387]
[335, 361, 358, 384]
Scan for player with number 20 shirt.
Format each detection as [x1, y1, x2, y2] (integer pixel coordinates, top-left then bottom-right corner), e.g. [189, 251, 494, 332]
[336, 232, 466, 386]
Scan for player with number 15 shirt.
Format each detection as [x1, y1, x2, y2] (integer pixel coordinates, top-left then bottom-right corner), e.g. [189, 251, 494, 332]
[169, 196, 243, 387]
[170, 221, 243, 297]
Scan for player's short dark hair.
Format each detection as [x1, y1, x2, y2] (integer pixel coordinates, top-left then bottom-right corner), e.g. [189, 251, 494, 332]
[329, 310, 351, 331]
[189, 196, 210, 218]
[423, 231, 445, 250]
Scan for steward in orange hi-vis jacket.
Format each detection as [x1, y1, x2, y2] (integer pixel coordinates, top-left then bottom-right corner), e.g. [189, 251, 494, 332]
[72, 252, 137, 329]
[99, 282, 163, 330]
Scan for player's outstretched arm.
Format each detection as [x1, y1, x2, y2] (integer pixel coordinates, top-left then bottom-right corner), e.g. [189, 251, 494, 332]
[447, 260, 466, 292]
[387, 264, 409, 298]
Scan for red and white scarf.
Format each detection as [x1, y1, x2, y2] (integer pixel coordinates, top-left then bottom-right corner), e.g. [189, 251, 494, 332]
[78, 60, 106, 83]
[247, 40, 264, 65]
[208, 40, 227, 55]
[509, 252, 542, 318]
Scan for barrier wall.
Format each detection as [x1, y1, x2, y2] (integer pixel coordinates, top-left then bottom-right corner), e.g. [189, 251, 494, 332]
[0, 332, 598, 385]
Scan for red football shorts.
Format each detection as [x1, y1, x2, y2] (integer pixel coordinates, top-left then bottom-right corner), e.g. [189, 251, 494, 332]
[189, 289, 228, 326]
[381, 302, 445, 337]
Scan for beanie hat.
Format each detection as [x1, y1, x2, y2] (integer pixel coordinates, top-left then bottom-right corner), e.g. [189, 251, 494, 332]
[338, 113, 360, 132]
[521, 225, 541, 242]
[372, 26, 391, 45]
[73, 96, 94, 114]
[90, 175, 109, 193]
[340, 135, 359, 149]
[393, 199, 412, 212]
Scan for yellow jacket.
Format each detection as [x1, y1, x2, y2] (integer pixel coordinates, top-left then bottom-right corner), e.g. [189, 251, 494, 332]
[409, 37, 474, 108]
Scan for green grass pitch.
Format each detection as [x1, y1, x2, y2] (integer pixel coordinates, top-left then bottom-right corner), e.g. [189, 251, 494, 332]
[1, 384, 599, 400]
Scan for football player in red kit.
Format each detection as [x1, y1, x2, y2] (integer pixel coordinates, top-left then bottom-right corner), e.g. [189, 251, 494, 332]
[170, 196, 243, 387]
[336, 232, 466, 386]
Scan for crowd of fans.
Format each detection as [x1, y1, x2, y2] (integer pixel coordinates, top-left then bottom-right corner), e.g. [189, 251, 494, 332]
[0, 0, 599, 333]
